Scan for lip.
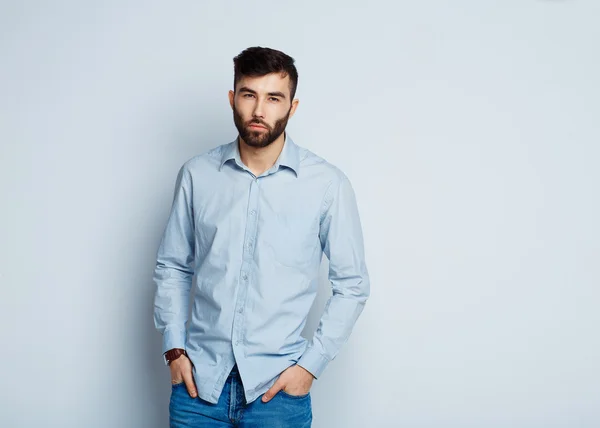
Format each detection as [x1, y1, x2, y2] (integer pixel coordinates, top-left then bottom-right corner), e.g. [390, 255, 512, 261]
[248, 124, 267, 130]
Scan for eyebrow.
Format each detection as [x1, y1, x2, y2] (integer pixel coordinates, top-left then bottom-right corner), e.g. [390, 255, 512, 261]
[238, 86, 287, 99]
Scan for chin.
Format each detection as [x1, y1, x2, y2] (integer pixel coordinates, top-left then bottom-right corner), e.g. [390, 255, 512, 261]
[244, 134, 271, 147]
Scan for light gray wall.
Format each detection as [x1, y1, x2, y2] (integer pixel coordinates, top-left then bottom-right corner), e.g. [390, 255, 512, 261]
[1, 1, 599, 427]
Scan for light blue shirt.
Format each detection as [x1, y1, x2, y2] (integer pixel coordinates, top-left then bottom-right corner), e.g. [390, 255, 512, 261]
[153, 133, 370, 404]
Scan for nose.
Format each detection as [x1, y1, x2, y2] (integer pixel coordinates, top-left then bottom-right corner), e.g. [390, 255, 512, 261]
[252, 98, 265, 118]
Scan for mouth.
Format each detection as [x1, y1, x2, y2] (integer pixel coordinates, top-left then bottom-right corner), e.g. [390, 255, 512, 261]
[248, 123, 267, 130]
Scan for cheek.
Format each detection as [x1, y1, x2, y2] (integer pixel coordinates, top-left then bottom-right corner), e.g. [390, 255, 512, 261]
[235, 100, 253, 118]
[267, 105, 288, 123]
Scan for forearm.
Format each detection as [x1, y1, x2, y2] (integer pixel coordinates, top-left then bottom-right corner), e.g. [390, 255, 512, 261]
[297, 275, 369, 379]
[153, 260, 193, 353]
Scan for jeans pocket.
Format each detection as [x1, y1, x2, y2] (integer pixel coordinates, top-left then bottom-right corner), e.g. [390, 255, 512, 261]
[279, 389, 310, 399]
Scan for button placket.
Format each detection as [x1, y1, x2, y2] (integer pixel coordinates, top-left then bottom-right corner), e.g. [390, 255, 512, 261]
[232, 177, 260, 357]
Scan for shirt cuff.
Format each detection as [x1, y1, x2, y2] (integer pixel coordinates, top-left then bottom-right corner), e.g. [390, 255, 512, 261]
[162, 326, 187, 355]
[297, 347, 330, 379]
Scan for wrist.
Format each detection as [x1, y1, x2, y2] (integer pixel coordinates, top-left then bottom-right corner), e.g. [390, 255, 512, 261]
[297, 364, 316, 380]
[163, 348, 187, 366]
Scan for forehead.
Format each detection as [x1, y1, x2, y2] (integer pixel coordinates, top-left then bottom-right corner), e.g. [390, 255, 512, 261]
[236, 72, 291, 97]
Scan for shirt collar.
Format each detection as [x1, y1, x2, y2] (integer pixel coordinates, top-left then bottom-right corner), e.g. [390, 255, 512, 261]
[219, 132, 300, 177]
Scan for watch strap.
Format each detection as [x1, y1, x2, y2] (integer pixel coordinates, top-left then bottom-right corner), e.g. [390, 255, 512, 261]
[164, 348, 187, 366]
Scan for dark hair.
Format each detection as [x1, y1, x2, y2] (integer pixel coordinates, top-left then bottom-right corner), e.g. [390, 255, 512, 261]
[233, 46, 298, 101]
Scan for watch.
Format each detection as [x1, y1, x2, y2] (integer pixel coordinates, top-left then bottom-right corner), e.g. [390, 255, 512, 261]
[163, 348, 187, 366]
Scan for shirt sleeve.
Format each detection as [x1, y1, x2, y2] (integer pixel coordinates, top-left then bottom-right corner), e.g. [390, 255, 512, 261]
[297, 174, 371, 379]
[153, 164, 195, 355]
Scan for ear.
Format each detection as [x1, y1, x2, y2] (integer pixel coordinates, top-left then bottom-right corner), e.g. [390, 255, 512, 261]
[288, 98, 300, 119]
[228, 90, 235, 110]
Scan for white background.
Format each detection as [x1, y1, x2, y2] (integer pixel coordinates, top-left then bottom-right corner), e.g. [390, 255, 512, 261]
[1, 1, 599, 427]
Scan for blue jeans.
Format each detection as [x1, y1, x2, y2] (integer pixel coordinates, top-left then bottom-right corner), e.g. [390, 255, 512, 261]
[169, 365, 312, 427]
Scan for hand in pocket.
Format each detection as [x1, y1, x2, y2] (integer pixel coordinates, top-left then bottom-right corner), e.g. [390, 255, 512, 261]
[170, 354, 198, 398]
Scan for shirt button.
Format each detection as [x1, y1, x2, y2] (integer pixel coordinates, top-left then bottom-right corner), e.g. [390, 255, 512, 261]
[242, 273, 248, 280]
[238, 307, 244, 313]
[250, 210, 256, 216]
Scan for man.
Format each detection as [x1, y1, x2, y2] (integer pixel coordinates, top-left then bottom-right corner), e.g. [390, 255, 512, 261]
[153, 46, 370, 427]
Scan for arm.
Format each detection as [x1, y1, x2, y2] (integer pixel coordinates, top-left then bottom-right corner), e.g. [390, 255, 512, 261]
[153, 164, 195, 355]
[297, 174, 371, 379]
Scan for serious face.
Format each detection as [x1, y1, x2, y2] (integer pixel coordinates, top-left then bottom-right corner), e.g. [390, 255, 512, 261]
[229, 73, 299, 148]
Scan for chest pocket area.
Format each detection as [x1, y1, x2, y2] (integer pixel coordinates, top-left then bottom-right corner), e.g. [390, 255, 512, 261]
[258, 199, 320, 267]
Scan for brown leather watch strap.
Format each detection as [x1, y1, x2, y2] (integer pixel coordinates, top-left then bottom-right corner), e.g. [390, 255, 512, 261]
[164, 348, 187, 366]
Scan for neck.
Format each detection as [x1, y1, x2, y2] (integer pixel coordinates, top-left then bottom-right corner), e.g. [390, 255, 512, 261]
[238, 132, 286, 176]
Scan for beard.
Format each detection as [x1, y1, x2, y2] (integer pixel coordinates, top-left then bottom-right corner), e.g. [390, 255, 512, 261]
[233, 104, 292, 148]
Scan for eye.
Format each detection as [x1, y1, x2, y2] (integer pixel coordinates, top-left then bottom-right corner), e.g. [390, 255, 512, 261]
[243, 93, 255, 98]
[269, 97, 280, 102]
